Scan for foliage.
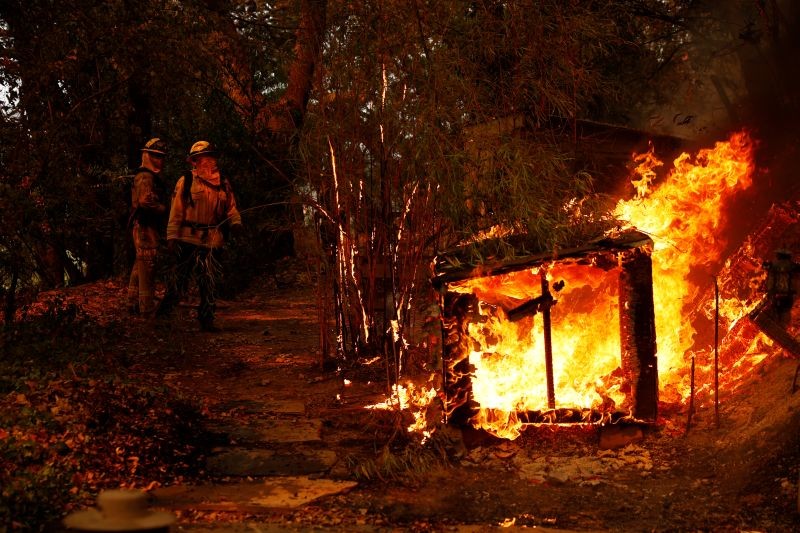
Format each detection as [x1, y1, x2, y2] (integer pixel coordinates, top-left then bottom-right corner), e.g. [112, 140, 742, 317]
[0, 0, 305, 316]
[343, 405, 446, 485]
[297, 0, 693, 373]
[1, 296, 99, 391]
[0, 297, 210, 532]
[347, 443, 442, 485]
[0, 377, 209, 531]
[0, 429, 74, 532]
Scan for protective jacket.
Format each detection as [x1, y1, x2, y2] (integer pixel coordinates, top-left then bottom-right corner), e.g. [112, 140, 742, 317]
[127, 167, 167, 315]
[166, 169, 241, 249]
[130, 168, 167, 250]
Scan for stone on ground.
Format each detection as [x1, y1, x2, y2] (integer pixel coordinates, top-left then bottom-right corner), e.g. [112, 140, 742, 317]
[207, 449, 338, 477]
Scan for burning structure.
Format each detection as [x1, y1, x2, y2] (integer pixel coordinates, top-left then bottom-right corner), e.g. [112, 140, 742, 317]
[425, 130, 763, 440]
[432, 229, 658, 439]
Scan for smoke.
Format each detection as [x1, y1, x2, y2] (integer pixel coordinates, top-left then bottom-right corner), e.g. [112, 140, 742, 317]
[623, 1, 800, 258]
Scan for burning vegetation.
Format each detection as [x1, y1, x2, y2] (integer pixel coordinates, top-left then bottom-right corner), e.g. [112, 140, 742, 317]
[372, 130, 794, 444]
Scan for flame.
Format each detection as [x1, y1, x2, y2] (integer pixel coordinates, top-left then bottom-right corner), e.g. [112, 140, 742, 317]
[449, 263, 626, 438]
[613, 130, 755, 396]
[366, 383, 438, 439]
[442, 131, 758, 439]
[371, 131, 765, 441]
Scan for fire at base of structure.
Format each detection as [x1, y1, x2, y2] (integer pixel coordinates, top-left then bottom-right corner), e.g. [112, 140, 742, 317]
[432, 230, 658, 439]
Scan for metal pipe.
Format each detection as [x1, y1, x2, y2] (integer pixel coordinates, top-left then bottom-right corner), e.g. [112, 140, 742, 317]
[714, 275, 720, 429]
[541, 271, 555, 409]
[686, 354, 695, 435]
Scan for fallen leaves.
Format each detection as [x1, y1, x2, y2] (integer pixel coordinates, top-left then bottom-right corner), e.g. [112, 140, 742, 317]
[1, 344, 211, 530]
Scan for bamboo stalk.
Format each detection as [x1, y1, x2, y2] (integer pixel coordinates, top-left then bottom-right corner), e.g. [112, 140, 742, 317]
[317, 260, 326, 369]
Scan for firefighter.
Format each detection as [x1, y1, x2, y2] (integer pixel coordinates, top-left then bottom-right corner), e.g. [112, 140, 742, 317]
[764, 249, 800, 328]
[156, 141, 242, 331]
[126, 138, 169, 316]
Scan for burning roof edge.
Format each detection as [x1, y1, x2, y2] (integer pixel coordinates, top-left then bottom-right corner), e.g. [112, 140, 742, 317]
[431, 229, 653, 288]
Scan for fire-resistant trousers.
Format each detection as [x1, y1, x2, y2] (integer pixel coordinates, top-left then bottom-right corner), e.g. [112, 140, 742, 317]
[158, 241, 218, 327]
[127, 224, 160, 314]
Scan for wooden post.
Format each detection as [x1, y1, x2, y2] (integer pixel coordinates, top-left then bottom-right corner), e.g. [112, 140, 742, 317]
[686, 354, 695, 434]
[618, 247, 659, 421]
[441, 292, 479, 426]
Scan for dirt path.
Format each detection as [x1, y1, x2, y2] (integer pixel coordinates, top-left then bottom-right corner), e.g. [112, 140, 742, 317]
[98, 279, 800, 531]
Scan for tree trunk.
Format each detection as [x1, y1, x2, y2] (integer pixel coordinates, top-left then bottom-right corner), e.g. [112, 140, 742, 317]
[3, 270, 19, 326]
[202, 0, 327, 138]
[265, 0, 327, 134]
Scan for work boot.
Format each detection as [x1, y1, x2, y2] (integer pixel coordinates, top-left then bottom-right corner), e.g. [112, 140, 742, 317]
[139, 305, 158, 321]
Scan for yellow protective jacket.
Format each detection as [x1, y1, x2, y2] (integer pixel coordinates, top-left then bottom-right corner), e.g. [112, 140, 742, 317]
[166, 169, 242, 249]
[130, 168, 167, 250]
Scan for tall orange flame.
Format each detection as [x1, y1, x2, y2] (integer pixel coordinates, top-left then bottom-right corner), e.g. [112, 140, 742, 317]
[614, 130, 755, 398]
[373, 131, 761, 441]
[446, 131, 757, 439]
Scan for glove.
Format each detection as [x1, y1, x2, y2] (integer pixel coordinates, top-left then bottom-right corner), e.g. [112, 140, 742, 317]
[167, 239, 177, 253]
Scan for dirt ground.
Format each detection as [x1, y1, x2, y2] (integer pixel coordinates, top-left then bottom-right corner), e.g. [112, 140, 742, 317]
[61, 276, 800, 532]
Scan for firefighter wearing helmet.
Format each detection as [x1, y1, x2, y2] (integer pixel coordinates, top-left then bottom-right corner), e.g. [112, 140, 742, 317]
[157, 141, 242, 331]
[127, 137, 169, 316]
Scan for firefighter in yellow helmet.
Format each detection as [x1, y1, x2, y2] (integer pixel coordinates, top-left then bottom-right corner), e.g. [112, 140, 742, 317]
[156, 141, 242, 331]
[126, 138, 168, 315]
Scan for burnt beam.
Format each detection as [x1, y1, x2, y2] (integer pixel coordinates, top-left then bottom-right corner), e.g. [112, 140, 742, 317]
[618, 247, 659, 421]
[441, 292, 480, 426]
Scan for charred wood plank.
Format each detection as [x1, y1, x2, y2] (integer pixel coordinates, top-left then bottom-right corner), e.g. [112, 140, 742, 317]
[619, 247, 658, 422]
[432, 230, 653, 288]
[441, 292, 480, 426]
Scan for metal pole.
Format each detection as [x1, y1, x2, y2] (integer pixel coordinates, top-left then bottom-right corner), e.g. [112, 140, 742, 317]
[714, 275, 720, 429]
[686, 354, 695, 435]
[541, 270, 555, 410]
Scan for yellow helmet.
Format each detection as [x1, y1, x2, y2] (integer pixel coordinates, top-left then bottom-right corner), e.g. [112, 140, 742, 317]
[187, 140, 219, 159]
[141, 137, 167, 155]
